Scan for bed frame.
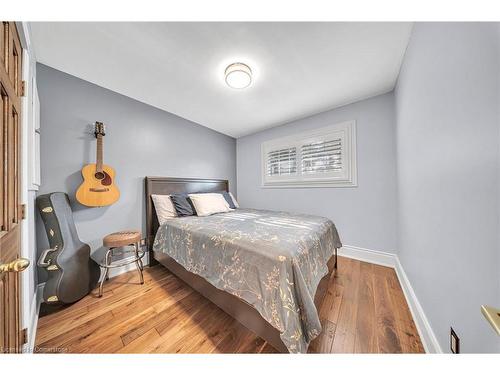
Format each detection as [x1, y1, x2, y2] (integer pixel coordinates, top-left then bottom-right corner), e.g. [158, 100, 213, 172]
[145, 176, 336, 353]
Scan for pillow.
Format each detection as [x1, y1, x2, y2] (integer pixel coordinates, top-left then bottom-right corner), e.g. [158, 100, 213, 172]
[151, 194, 177, 225]
[170, 194, 197, 217]
[229, 192, 240, 208]
[219, 191, 237, 209]
[188, 193, 231, 217]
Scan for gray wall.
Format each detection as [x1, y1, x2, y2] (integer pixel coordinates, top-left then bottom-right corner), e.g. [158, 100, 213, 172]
[36, 64, 236, 281]
[395, 23, 500, 352]
[237, 93, 398, 253]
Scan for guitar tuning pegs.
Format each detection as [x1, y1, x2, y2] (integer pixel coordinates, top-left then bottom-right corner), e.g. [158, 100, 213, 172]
[94, 121, 106, 136]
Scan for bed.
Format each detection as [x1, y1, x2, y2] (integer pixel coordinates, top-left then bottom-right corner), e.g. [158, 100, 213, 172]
[145, 177, 342, 353]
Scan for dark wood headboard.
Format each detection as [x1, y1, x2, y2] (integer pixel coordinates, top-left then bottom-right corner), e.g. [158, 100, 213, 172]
[144, 176, 229, 255]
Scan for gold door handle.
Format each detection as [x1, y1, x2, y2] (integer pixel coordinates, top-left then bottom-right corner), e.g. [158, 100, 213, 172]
[0, 258, 30, 274]
[481, 305, 500, 335]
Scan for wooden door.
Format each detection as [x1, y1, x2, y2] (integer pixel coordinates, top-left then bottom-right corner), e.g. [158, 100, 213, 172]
[0, 21, 28, 354]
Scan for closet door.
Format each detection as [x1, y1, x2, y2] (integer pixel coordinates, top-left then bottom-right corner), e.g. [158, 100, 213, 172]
[0, 21, 29, 354]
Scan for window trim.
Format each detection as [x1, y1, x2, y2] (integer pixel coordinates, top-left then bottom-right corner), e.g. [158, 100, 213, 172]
[261, 120, 357, 188]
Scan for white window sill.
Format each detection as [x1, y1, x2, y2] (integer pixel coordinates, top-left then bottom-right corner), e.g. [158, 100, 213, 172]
[261, 181, 358, 188]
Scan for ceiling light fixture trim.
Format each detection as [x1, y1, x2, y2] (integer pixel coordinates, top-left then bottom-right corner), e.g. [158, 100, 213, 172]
[224, 62, 252, 89]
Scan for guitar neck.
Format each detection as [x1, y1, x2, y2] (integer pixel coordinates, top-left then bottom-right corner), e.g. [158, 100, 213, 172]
[96, 135, 103, 172]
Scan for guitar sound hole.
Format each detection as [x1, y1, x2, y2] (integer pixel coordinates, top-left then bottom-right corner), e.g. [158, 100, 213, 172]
[95, 172, 105, 180]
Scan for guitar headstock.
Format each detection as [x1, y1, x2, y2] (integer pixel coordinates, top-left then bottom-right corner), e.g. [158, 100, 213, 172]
[94, 122, 106, 138]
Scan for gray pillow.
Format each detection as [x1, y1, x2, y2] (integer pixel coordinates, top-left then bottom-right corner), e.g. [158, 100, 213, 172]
[170, 194, 197, 216]
[218, 191, 237, 209]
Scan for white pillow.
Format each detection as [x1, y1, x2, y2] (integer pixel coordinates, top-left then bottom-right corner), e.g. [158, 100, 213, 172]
[151, 194, 177, 225]
[229, 192, 240, 208]
[188, 193, 231, 217]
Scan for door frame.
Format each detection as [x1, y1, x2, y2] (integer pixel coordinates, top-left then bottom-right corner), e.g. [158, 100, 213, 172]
[15, 21, 39, 353]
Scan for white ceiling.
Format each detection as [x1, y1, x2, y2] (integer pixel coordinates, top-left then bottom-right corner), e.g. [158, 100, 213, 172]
[30, 22, 412, 138]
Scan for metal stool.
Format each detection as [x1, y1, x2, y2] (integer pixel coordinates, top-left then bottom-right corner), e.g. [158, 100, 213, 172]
[99, 230, 145, 297]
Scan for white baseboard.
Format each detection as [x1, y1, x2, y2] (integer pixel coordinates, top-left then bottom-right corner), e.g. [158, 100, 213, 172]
[107, 252, 150, 278]
[338, 244, 442, 354]
[25, 283, 44, 352]
[339, 245, 396, 268]
[107, 257, 146, 278]
[394, 257, 442, 353]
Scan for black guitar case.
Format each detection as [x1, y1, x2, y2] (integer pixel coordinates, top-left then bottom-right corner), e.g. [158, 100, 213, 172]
[37, 192, 100, 304]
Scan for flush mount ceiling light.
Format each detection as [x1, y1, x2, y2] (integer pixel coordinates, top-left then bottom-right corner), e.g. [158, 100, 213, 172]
[224, 62, 252, 89]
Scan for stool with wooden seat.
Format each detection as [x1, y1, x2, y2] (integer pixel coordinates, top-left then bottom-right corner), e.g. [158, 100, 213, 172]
[99, 230, 145, 297]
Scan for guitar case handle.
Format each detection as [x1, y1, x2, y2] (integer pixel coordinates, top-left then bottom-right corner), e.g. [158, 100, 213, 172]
[38, 248, 57, 268]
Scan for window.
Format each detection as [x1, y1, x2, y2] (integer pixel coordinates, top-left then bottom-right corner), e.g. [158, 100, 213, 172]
[261, 121, 357, 187]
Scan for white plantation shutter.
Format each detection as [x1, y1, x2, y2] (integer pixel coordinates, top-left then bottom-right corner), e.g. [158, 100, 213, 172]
[261, 121, 357, 187]
[266, 147, 297, 176]
[301, 138, 342, 174]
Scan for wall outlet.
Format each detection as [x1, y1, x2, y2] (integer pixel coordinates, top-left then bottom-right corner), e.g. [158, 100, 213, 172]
[140, 238, 147, 247]
[450, 327, 460, 353]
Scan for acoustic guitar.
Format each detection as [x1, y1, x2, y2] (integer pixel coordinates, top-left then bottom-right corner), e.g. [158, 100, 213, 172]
[76, 122, 120, 207]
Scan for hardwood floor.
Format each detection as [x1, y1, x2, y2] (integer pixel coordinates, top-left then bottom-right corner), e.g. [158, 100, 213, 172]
[35, 256, 424, 353]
